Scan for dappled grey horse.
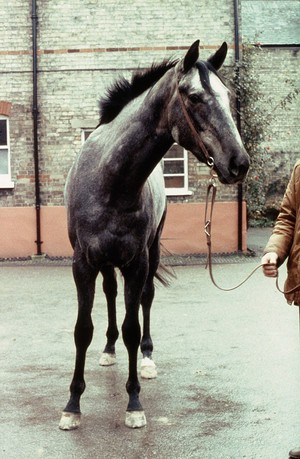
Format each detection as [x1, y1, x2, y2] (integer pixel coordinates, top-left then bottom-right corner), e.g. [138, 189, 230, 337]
[59, 40, 250, 430]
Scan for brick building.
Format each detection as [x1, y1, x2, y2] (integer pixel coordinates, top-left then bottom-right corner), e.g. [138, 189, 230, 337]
[0, 0, 299, 257]
[241, 0, 300, 217]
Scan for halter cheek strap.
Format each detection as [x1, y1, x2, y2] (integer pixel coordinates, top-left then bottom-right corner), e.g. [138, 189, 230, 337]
[175, 67, 214, 169]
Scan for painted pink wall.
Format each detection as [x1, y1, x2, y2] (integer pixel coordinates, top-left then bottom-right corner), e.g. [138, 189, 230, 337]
[163, 202, 247, 254]
[0, 207, 37, 257]
[0, 202, 247, 258]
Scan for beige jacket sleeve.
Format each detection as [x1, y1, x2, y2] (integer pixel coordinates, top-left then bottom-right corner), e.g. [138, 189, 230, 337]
[263, 163, 297, 266]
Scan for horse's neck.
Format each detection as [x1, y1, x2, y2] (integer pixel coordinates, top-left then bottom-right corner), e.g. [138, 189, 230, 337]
[102, 83, 173, 200]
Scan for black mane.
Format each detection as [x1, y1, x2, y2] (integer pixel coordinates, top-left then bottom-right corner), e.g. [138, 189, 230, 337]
[99, 59, 178, 125]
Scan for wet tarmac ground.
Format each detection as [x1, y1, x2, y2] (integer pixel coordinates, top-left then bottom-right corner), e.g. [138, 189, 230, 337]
[0, 256, 299, 458]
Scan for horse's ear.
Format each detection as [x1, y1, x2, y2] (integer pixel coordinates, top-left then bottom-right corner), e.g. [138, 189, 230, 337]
[208, 42, 228, 70]
[183, 40, 200, 73]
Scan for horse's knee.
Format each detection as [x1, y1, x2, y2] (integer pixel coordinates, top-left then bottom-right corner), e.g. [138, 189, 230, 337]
[122, 317, 141, 351]
[141, 282, 155, 306]
[74, 320, 94, 349]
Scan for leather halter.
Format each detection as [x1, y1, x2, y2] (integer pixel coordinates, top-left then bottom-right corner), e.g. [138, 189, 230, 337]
[175, 66, 214, 168]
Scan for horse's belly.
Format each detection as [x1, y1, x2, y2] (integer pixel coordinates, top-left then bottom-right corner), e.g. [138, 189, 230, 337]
[147, 163, 166, 227]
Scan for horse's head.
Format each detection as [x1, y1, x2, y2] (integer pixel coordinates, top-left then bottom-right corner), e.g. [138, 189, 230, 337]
[169, 40, 250, 184]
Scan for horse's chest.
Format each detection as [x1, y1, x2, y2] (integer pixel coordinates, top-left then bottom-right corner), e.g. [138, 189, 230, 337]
[78, 209, 153, 267]
[105, 211, 151, 243]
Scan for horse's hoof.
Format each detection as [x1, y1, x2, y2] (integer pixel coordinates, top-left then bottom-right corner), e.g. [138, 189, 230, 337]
[125, 410, 147, 428]
[141, 357, 157, 379]
[59, 411, 81, 430]
[99, 352, 116, 366]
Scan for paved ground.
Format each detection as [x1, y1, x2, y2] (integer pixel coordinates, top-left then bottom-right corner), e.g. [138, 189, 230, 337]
[1, 229, 299, 459]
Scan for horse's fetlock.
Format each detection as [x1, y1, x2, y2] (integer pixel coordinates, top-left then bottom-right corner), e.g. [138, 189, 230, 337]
[126, 381, 141, 396]
[140, 337, 153, 355]
[107, 326, 119, 343]
[70, 380, 86, 396]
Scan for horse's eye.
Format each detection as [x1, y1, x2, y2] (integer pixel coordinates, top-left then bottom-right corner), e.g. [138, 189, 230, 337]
[189, 93, 203, 104]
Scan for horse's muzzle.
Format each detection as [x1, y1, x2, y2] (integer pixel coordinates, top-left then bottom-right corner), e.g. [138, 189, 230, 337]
[216, 153, 250, 184]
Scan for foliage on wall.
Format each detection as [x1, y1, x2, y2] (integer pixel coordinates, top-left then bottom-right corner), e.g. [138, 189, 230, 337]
[234, 43, 299, 226]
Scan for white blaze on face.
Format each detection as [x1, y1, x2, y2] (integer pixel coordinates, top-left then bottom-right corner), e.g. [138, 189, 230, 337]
[208, 71, 243, 146]
[189, 68, 205, 94]
[209, 71, 231, 109]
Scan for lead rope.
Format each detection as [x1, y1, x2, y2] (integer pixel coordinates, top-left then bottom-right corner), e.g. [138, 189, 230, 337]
[204, 166, 300, 295]
[204, 165, 263, 291]
[275, 276, 300, 295]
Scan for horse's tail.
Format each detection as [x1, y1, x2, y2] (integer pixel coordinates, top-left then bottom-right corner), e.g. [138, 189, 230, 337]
[155, 263, 175, 287]
[154, 244, 176, 287]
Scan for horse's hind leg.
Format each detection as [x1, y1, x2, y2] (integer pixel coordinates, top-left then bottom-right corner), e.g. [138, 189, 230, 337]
[140, 277, 158, 379]
[59, 251, 98, 430]
[140, 212, 166, 379]
[99, 266, 119, 366]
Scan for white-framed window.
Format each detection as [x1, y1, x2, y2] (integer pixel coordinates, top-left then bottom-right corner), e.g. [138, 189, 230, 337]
[163, 143, 191, 196]
[0, 116, 14, 188]
[81, 128, 93, 144]
[81, 133, 191, 196]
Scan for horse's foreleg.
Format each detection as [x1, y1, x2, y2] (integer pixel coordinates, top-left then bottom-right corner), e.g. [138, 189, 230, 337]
[140, 279, 157, 379]
[122, 259, 148, 428]
[99, 266, 118, 366]
[59, 254, 98, 431]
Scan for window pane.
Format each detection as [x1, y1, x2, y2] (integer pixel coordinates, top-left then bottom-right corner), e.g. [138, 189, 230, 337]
[0, 120, 7, 146]
[165, 144, 184, 159]
[164, 176, 184, 188]
[164, 160, 184, 174]
[0, 149, 8, 174]
[83, 130, 93, 141]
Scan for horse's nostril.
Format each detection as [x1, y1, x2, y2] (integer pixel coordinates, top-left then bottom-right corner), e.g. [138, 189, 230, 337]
[231, 166, 239, 177]
[229, 158, 240, 177]
[230, 156, 249, 179]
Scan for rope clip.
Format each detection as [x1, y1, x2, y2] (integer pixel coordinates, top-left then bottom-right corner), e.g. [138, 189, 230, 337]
[207, 157, 218, 186]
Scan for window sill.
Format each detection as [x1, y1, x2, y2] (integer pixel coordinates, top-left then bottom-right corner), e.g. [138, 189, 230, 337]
[165, 189, 193, 197]
[0, 180, 14, 189]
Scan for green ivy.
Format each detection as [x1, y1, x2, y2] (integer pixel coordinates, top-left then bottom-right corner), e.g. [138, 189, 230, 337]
[233, 43, 299, 225]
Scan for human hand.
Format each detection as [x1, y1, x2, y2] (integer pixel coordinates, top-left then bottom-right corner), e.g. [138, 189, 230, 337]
[261, 252, 279, 277]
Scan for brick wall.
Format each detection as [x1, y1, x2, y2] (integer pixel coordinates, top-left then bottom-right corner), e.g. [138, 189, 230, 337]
[250, 47, 300, 213]
[241, 0, 300, 44]
[0, 0, 33, 207]
[0, 0, 298, 212]
[241, 0, 300, 213]
[0, 0, 238, 208]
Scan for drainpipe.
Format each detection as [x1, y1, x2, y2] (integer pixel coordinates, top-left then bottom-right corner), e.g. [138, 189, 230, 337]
[32, 0, 43, 255]
[233, 0, 244, 252]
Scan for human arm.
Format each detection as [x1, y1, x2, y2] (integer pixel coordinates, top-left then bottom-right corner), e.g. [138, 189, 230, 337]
[261, 163, 299, 275]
